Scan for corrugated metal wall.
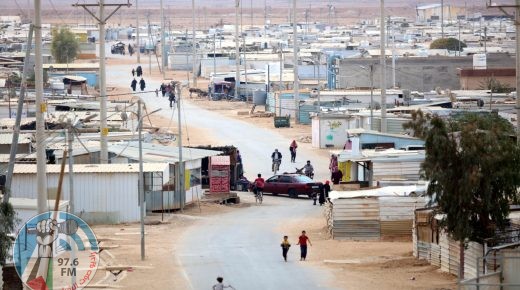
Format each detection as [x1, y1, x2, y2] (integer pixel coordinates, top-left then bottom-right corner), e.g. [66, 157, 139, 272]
[464, 242, 484, 279]
[372, 161, 422, 183]
[332, 197, 380, 240]
[266, 92, 276, 113]
[12, 172, 143, 223]
[386, 118, 409, 134]
[299, 105, 318, 125]
[333, 196, 426, 240]
[440, 231, 451, 273]
[380, 197, 427, 236]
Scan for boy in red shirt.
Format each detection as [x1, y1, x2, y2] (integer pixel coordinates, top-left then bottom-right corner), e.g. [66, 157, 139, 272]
[253, 174, 265, 196]
[297, 230, 312, 261]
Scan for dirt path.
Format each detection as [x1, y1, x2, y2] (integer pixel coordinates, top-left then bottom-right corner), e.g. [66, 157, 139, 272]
[278, 211, 456, 290]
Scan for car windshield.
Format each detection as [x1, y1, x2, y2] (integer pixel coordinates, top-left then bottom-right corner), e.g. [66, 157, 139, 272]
[293, 175, 313, 183]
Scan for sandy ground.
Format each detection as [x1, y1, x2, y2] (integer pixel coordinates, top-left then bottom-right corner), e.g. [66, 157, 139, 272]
[89, 201, 248, 289]
[278, 211, 456, 290]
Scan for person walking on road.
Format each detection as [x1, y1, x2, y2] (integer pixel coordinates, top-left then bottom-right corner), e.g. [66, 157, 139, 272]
[297, 230, 312, 261]
[136, 65, 142, 77]
[139, 78, 146, 91]
[212, 277, 234, 290]
[131, 68, 135, 77]
[169, 89, 176, 108]
[289, 140, 298, 163]
[281, 235, 291, 262]
[323, 180, 331, 203]
[319, 184, 326, 206]
[130, 78, 137, 92]
[160, 83, 166, 97]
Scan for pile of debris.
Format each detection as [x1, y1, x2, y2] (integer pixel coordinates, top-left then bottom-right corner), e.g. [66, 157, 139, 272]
[298, 135, 312, 143]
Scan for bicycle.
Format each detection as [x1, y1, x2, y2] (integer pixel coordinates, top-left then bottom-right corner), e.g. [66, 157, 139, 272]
[272, 160, 281, 174]
[252, 185, 263, 204]
[255, 188, 263, 204]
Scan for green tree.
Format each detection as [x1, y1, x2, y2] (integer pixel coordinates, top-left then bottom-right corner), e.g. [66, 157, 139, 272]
[0, 201, 18, 266]
[404, 111, 520, 276]
[430, 37, 467, 51]
[51, 27, 80, 63]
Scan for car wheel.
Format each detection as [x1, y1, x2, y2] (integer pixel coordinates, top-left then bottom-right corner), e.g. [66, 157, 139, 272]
[272, 193, 278, 196]
[288, 189, 296, 198]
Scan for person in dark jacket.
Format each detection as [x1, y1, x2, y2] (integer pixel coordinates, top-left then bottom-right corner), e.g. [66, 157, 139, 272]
[331, 170, 343, 184]
[323, 180, 331, 202]
[136, 65, 142, 77]
[160, 83, 166, 97]
[319, 183, 326, 206]
[131, 68, 135, 77]
[130, 78, 137, 91]
[139, 78, 146, 91]
[280, 236, 291, 262]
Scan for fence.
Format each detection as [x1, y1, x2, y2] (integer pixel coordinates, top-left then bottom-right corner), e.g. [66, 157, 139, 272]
[459, 253, 520, 290]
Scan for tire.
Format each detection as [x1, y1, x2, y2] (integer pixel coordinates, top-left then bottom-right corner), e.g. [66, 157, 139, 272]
[288, 189, 297, 198]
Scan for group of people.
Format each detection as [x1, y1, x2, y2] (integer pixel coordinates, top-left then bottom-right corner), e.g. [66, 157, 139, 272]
[311, 180, 331, 206]
[130, 66, 145, 92]
[280, 230, 312, 262]
[159, 82, 177, 107]
[210, 231, 313, 289]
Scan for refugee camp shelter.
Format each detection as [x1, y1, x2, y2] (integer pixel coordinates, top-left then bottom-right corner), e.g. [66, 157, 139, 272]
[413, 208, 520, 282]
[333, 148, 425, 186]
[328, 185, 428, 240]
[108, 142, 222, 210]
[10, 163, 169, 224]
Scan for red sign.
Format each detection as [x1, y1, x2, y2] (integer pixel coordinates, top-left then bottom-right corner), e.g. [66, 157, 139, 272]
[209, 156, 230, 193]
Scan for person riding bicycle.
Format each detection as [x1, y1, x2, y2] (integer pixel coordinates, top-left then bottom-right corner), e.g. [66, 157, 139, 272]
[253, 173, 265, 196]
[271, 149, 282, 172]
[301, 160, 314, 178]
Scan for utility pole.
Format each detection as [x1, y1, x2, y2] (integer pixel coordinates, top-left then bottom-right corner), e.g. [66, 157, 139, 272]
[4, 25, 33, 205]
[192, 0, 197, 88]
[441, 0, 444, 38]
[487, 0, 520, 144]
[35, 0, 47, 213]
[137, 100, 145, 260]
[279, 49, 283, 116]
[235, 0, 240, 99]
[161, 0, 166, 79]
[147, 14, 152, 75]
[67, 120, 75, 213]
[213, 32, 216, 78]
[370, 64, 374, 130]
[176, 84, 185, 211]
[293, 0, 299, 122]
[380, 0, 387, 132]
[137, 0, 140, 63]
[73, 0, 131, 164]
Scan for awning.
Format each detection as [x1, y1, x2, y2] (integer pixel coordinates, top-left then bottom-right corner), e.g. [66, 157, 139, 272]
[63, 75, 87, 82]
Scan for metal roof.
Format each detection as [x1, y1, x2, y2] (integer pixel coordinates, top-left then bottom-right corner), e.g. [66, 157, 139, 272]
[108, 142, 222, 163]
[0, 133, 32, 144]
[13, 163, 168, 174]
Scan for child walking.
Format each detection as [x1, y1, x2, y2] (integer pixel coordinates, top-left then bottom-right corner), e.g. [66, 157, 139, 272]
[281, 235, 291, 262]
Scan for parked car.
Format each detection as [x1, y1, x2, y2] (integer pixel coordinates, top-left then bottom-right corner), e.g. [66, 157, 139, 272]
[263, 174, 323, 198]
[111, 42, 125, 55]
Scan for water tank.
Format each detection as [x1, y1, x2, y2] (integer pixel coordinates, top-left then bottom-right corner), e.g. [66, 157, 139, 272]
[253, 89, 267, 105]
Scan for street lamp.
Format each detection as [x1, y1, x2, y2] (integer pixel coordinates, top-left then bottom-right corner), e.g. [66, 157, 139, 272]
[130, 100, 161, 260]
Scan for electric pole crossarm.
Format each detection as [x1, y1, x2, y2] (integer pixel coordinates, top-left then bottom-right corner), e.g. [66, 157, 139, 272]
[73, 4, 131, 24]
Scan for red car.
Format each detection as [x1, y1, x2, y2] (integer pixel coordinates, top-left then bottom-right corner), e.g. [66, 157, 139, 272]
[263, 174, 323, 198]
